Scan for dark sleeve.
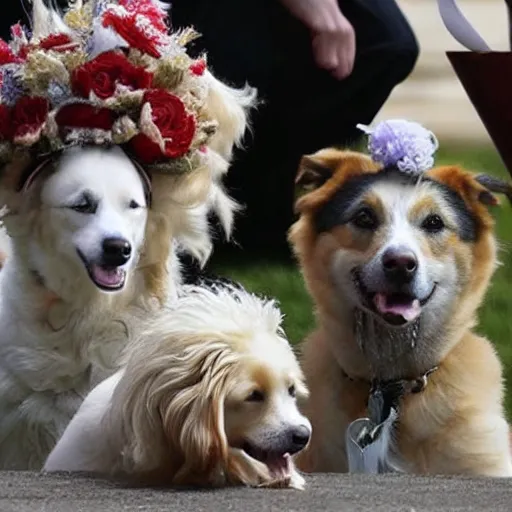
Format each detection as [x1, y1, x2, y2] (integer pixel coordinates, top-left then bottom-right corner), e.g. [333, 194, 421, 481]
[1, 1, 30, 41]
[1, 0, 70, 41]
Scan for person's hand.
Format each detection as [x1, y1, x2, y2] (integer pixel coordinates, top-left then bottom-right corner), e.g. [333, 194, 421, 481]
[279, 0, 356, 80]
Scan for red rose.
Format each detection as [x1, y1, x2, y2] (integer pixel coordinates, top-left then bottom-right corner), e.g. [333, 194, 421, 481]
[72, 51, 153, 100]
[12, 97, 49, 141]
[119, 0, 168, 33]
[0, 40, 20, 65]
[0, 105, 12, 140]
[55, 104, 116, 131]
[189, 59, 206, 77]
[17, 45, 31, 60]
[39, 33, 78, 53]
[130, 89, 196, 162]
[102, 10, 162, 58]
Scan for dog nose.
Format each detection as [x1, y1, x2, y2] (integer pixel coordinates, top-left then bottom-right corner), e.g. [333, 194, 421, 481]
[382, 247, 418, 284]
[288, 425, 311, 454]
[102, 237, 132, 267]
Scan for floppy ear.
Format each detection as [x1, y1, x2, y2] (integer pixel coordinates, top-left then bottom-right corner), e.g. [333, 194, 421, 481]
[172, 378, 229, 485]
[293, 150, 380, 216]
[160, 345, 234, 486]
[106, 339, 234, 484]
[474, 174, 512, 206]
[295, 155, 334, 192]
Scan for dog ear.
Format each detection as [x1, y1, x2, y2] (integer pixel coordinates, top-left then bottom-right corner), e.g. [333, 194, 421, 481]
[293, 150, 379, 216]
[295, 155, 334, 192]
[107, 338, 233, 484]
[166, 346, 232, 486]
[474, 174, 512, 206]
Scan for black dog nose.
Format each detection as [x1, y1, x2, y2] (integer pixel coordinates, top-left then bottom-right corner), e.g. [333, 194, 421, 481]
[288, 425, 311, 454]
[102, 237, 132, 267]
[382, 247, 418, 284]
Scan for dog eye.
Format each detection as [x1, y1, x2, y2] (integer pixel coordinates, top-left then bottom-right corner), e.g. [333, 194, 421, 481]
[129, 200, 141, 210]
[246, 390, 265, 402]
[71, 198, 96, 214]
[288, 385, 296, 398]
[352, 207, 378, 230]
[421, 214, 445, 233]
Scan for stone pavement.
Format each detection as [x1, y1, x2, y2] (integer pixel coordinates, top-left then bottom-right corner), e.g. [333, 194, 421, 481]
[377, 0, 509, 143]
[1, 472, 511, 512]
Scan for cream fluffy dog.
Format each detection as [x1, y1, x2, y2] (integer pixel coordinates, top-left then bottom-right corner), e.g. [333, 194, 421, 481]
[44, 284, 311, 489]
[0, 0, 256, 470]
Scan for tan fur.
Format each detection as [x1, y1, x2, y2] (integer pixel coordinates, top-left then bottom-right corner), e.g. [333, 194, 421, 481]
[44, 286, 309, 488]
[110, 328, 306, 487]
[291, 149, 512, 476]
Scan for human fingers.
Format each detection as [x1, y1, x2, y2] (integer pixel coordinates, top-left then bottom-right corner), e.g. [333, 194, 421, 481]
[331, 24, 356, 80]
[312, 32, 339, 73]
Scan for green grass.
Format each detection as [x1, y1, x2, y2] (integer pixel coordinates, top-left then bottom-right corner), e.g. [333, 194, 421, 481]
[213, 145, 512, 417]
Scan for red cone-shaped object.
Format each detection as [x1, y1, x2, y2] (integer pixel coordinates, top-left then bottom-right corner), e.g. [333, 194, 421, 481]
[447, 51, 512, 178]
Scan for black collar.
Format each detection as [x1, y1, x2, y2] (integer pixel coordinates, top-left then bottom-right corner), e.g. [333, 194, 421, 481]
[341, 366, 438, 425]
[367, 366, 438, 425]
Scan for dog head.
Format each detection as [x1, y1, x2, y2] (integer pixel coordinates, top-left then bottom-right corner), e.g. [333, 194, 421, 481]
[111, 284, 310, 488]
[1, 146, 149, 297]
[0, 83, 255, 305]
[0, 0, 257, 305]
[290, 148, 508, 374]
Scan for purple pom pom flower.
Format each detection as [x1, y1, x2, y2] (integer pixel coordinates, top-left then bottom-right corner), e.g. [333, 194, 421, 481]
[357, 119, 439, 176]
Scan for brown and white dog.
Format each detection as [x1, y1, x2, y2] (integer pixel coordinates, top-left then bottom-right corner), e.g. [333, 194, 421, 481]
[289, 147, 512, 476]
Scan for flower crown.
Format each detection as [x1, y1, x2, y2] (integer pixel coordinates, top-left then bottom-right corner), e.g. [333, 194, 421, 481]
[0, 0, 219, 182]
[357, 119, 439, 176]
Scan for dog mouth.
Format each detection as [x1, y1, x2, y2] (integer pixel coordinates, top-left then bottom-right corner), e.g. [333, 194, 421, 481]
[77, 250, 126, 292]
[241, 442, 292, 480]
[353, 271, 436, 326]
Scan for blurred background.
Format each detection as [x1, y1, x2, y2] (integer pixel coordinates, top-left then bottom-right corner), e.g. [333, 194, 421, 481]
[219, 0, 512, 414]
[377, 0, 509, 143]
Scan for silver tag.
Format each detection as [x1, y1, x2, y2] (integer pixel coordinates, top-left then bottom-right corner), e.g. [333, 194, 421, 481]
[345, 409, 397, 474]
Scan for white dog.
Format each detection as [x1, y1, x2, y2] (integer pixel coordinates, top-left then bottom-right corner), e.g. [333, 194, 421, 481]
[44, 284, 311, 489]
[0, 1, 256, 469]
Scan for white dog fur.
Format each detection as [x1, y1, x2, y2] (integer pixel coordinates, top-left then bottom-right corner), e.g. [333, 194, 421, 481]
[0, 0, 256, 470]
[44, 285, 311, 489]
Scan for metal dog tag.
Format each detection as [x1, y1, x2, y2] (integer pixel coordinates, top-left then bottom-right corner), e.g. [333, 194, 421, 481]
[345, 409, 397, 474]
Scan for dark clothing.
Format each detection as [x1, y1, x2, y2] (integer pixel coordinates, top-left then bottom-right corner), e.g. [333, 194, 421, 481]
[171, 0, 419, 257]
[2, 1, 31, 40]
[2, 0, 419, 259]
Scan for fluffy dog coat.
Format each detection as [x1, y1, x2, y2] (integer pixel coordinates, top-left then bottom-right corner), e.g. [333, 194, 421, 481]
[290, 148, 512, 476]
[44, 284, 311, 489]
[0, 1, 256, 470]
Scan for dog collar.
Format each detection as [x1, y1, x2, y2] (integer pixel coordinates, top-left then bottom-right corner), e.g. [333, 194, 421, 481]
[367, 366, 438, 426]
[340, 365, 438, 424]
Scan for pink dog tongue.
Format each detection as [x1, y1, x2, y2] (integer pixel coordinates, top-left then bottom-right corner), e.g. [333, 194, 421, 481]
[267, 453, 291, 478]
[91, 265, 125, 288]
[374, 293, 421, 322]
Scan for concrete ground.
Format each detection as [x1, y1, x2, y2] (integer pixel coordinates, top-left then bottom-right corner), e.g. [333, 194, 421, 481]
[1, 472, 511, 512]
